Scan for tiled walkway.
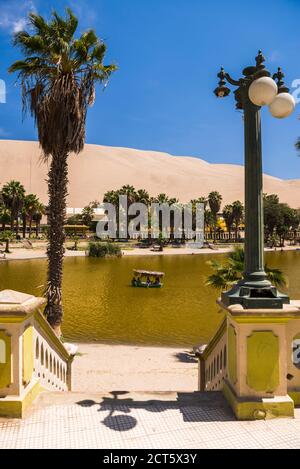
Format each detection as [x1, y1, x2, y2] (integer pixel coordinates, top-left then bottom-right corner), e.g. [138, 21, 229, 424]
[0, 391, 300, 449]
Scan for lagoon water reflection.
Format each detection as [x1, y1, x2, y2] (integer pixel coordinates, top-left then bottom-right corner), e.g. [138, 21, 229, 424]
[0, 251, 299, 346]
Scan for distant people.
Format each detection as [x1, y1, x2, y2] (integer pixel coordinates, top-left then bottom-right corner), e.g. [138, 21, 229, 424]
[154, 276, 160, 286]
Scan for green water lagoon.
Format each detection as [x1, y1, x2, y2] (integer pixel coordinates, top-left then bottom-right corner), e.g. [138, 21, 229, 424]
[0, 251, 299, 346]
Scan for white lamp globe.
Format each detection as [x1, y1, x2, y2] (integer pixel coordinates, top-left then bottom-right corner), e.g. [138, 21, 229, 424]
[248, 77, 278, 106]
[269, 92, 295, 118]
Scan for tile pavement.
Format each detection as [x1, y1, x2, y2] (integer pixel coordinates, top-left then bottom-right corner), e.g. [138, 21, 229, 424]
[0, 391, 300, 449]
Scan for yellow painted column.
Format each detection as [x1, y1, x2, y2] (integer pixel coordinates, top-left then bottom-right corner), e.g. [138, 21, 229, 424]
[219, 300, 299, 420]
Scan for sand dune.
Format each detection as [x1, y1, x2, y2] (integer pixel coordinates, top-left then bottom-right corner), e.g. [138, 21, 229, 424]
[0, 139, 299, 208]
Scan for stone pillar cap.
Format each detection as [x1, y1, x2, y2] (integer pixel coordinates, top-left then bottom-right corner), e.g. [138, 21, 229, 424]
[218, 297, 300, 317]
[0, 289, 45, 316]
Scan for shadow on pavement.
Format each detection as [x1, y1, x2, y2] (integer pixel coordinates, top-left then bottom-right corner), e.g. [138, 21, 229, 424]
[76, 390, 234, 431]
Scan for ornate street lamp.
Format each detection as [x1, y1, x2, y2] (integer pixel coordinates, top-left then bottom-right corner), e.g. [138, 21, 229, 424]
[214, 50, 295, 309]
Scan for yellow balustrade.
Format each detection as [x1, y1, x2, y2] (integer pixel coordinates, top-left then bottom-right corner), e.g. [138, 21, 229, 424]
[197, 298, 300, 420]
[0, 290, 75, 418]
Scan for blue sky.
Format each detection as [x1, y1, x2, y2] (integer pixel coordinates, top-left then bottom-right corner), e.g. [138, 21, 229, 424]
[0, 0, 300, 179]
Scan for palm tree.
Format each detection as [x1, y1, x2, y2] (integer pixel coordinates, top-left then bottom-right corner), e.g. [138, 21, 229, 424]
[0, 204, 11, 231]
[152, 193, 169, 204]
[22, 194, 40, 238]
[208, 191, 222, 243]
[190, 196, 207, 210]
[0, 230, 14, 254]
[204, 209, 214, 239]
[136, 189, 150, 206]
[1, 181, 25, 235]
[206, 247, 286, 291]
[222, 204, 234, 241]
[119, 185, 137, 205]
[9, 9, 117, 330]
[231, 200, 244, 242]
[81, 204, 94, 226]
[33, 201, 45, 237]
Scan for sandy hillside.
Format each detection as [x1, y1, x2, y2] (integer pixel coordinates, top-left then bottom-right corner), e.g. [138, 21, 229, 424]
[0, 139, 299, 208]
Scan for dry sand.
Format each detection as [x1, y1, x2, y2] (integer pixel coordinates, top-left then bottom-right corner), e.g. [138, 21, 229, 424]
[72, 343, 198, 392]
[1, 139, 299, 208]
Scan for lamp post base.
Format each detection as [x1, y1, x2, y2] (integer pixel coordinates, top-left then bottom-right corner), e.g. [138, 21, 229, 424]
[221, 280, 290, 309]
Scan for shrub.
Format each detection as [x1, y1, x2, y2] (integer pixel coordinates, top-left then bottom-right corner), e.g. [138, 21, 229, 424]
[88, 241, 122, 258]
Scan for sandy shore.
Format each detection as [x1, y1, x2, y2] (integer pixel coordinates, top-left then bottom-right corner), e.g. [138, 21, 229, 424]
[0, 244, 299, 261]
[72, 343, 198, 392]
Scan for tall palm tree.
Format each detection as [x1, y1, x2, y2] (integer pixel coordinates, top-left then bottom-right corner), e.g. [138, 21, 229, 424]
[190, 196, 207, 210]
[231, 200, 244, 242]
[33, 202, 45, 237]
[81, 204, 94, 227]
[206, 247, 286, 291]
[9, 9, 117, 329]
[136, 189, 150, 206]
[0, 204, 11, 232]
[153, 193, 170, 204]
[103, 190, 119, 206]
[208, 191, 222, 243]
[22, 193, 40, 238]
[119, 185, 137, 205]
[222, 204, 234, 241]
[1, 181, 25, 236]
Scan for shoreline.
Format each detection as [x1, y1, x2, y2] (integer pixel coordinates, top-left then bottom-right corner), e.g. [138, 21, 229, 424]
[0, 244, 299, 262]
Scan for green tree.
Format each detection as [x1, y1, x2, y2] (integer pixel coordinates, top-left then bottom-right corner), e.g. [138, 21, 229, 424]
[204, 209, 215, 239]
[263, 194, 281, 243]
[1, 180, 25, 235]
[22, 194, 40, 238]
[222, 204, 234, 240]
[10, 9, 117, 329]
[0, 230, 14, 254]
[33, 201, 45, 237]
[81, 204, 94, 227]
[0, 204, 11, 231]
[136, 189, 150, 206]
[208, 191, 222, 242]
[231, 200, 244, 242]
[206, 247, 287, 291]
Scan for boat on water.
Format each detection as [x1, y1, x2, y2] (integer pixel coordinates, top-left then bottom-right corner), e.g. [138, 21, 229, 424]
[131, 270, 165, 288]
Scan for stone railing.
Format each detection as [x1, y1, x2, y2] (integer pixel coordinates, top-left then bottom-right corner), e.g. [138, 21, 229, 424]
[0, 290, 74, 418]
[33, 309, 72, 392]
[197, 298, 300, 420]
[197, 317, 227, 392]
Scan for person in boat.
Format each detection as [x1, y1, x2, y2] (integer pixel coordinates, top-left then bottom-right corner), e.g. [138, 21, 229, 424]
[146, 275, 151, 286]
[153, 276, 160, 286]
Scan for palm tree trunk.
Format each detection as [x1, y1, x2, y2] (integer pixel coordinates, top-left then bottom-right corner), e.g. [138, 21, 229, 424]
[5, 239, 9, 254]
[44, 151, 68, 331]
[22, 215, 26, 238]
[15, 214, 19, 237]
[29, 218, 32, 238]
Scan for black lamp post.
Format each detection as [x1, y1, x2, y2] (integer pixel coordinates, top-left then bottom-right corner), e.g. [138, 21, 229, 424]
[214, 51, 295, 309]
